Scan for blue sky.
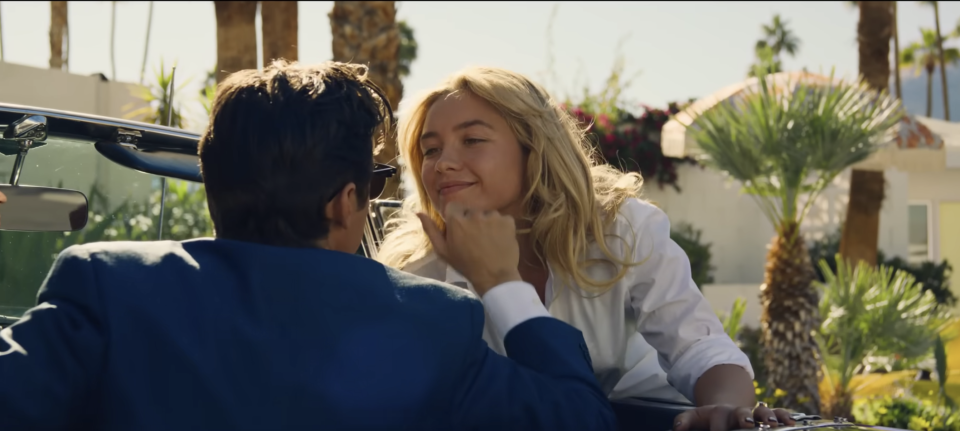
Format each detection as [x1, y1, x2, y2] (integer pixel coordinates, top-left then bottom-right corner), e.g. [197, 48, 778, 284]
[2, 1, 959, 131]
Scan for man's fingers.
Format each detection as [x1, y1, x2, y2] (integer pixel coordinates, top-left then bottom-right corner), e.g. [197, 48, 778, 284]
[673, 410, 692, 431]
[709, 407, 733, 431]
[674, 408, 708, 431]
[753, 405, 777, 426]
[416, 213, 447, 258]
[773, 408, 795, 426]
[731, 407, 755, 430]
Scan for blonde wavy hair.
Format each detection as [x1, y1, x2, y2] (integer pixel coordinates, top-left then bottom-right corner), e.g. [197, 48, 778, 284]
[377, 67, 645, 293]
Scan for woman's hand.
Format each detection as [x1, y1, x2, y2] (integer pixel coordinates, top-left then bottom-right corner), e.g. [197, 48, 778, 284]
[673, 402, 795, 431]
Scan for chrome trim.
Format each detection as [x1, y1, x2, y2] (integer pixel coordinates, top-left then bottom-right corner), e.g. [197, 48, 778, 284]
[0, 102, 198, 142]
[2, 114, 48, 185]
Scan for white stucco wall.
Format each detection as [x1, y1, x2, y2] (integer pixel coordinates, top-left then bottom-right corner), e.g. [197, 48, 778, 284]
[643, 164, 911, 328]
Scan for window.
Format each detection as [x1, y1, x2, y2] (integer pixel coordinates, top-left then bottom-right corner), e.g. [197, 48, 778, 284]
[907, 202, 932, 265]
[0, 139, 213, 319]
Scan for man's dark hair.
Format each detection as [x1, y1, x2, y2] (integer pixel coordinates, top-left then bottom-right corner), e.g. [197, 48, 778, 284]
[198, 60, 392, 248]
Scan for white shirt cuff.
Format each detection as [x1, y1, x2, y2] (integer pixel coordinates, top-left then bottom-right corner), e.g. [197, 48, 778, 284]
[480, 280, 551, 340]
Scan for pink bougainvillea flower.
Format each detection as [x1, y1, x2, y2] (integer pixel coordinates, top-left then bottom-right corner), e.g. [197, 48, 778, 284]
[597, 113, 612, 130]
[604, 132, 616, 144]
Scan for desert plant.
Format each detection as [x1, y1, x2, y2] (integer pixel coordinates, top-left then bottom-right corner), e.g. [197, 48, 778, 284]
[685, 67, 903, 413]
[671, 222, 715, 289]
[817, 256, 952, 419]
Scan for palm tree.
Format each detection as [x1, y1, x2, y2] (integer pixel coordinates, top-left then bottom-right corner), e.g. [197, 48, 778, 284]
[49, 1, 68, 70]
[329, 1, 403, 198]
[749, 14, 799, 78]
[110, 1, 117, 80]
[892, 2, 902, 100]
[0, 1, 5, 62]
[687, 69, 903, 414]
[213, 1, 258, 83]
[398, 20, 418, 79]
[759, 14, 801, 63]
[124, 59, 190, 129]
[901, 28, 960, 117]
[140, 1, 153, 85]
[920, 1, 950, 120]
[838, 0, 893, 271]
[748, 44, 783, 77]
[261, 1, 298, 66]
[817, 258, 950, 419]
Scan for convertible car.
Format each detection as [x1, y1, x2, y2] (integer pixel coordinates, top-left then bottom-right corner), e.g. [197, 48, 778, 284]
[0, 102, 884, 431]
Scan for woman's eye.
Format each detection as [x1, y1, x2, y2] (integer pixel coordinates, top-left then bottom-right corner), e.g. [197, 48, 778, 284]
[423, 148, 439, 156]
[464, 138, 485, 145]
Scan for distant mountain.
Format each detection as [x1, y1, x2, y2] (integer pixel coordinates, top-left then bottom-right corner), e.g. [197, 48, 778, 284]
[896, 64, 960, 121]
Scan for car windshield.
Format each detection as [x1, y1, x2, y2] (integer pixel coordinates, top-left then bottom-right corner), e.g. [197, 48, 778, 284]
[0, 139, 213, 318]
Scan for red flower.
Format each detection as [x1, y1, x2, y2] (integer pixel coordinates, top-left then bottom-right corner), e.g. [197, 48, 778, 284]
[597, 114, 612, 130]
[604, 132, 616, 144]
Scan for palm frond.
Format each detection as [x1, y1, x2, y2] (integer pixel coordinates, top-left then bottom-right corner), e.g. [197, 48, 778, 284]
[684, 69, 902, 230]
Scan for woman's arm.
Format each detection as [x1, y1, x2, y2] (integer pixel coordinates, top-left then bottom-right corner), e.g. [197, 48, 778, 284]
[616, 200, 755, 404]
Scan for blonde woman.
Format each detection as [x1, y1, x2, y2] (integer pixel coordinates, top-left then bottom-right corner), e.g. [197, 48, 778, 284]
[377, 67, 796, 431]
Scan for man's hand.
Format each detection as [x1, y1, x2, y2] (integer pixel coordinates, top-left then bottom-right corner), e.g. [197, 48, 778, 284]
[674, 404, 795, 431]
[417, 202, 522, 296]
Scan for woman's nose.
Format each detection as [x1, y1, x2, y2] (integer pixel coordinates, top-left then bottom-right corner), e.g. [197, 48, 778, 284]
[434, 150, 461, 172]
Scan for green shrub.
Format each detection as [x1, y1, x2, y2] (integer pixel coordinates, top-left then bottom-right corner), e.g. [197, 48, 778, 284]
[670, 222, 715, 290]
[855, 396, 960, 431]
[808, 228, 955, 308]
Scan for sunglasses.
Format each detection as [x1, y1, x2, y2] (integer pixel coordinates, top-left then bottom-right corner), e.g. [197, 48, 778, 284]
[369, 163, 398, 199]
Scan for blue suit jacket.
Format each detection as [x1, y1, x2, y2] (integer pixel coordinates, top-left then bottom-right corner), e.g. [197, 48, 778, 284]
[0, 238, 616, 431]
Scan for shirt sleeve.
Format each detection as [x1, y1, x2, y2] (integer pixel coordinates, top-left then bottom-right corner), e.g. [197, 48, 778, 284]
[480, 281, 551, 341]
[620, 200, 754, 403]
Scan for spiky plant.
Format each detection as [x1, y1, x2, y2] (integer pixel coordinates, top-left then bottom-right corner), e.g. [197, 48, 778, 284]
[686, 67, 903, 413]
[817, 257, 952, 420]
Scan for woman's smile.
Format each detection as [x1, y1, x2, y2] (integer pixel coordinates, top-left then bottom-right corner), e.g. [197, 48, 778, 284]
[438, 181, 476, 197]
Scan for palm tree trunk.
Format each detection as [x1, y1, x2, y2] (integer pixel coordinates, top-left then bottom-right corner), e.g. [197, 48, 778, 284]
[762, 221, 821, 414]
[840, 1, 892, 268]
[213, 1, 258, 83]
[140, 1, 154, 84]
[892, 1, 902, 100]
[49, 1, 68, 70]
[927, 66, 935, 117]
[329, 1, 403, 199]
[261, 1, 298, 67]
[110, 1, 117, 81]
[0, 1, 5, 62]
[933, 1, 950, 120]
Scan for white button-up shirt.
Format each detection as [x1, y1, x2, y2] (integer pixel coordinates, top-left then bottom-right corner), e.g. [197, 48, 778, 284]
[403, 198, 754, 403]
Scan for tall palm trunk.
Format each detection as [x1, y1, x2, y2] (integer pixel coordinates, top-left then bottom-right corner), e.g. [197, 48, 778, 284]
[762, 222, 821, 414]
[0, 1, 5, 62]
[140, 1, 153, 84]
[213, 1, 258, 83]
[892, 2, 901, 100]
[926, 62, 936, 117]
[329, 1, 403, 199]
[49, 1, 68, 70]
[932, 1, 949, 120]
[840, 1, 892, 269]
[261, 1, 297, 67]
[110, 1, 117, 81]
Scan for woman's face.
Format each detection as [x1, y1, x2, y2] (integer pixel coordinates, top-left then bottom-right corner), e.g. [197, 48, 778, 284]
[419, 92, 526, 218]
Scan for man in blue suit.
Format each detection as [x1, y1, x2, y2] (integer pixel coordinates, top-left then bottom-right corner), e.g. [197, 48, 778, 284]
[0, 61, 616, 431]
